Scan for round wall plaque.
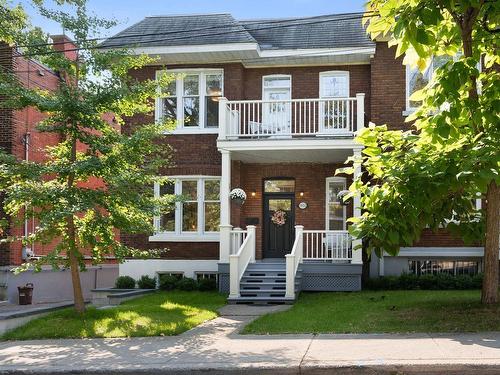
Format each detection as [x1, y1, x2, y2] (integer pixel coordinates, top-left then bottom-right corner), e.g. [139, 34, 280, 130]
[298, 201, 308, 210]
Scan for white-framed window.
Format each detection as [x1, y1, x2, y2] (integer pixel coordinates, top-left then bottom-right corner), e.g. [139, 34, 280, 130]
[319, 71, 350, 98]
[151, 176, 221, 241]
[156, 69, 223, 133]
[405, 55, 468, 113]
[195, 272, 218, 281]
[325, 177, 347, 230]
[319, 71, 350, 132]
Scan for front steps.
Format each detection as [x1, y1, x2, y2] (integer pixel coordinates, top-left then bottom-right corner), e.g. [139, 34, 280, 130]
[228, 261, 302, 305]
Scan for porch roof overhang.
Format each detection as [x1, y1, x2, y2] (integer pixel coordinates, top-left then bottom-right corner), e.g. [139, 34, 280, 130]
[217, 138, 362, 163]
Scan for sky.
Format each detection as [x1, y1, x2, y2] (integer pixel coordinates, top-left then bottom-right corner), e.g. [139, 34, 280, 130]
[17, 0, 367, 37]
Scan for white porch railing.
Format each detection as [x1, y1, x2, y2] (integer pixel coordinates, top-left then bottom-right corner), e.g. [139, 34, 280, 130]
[229, 228, 247, 255]
[219, 94, 365, 140]
[285, 225, 304, 299]
[229, 225, 256, 298]
[303, 230, 352, 262]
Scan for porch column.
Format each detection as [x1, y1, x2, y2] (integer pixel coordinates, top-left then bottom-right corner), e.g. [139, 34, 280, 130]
[219, 149, 232, 263]
[351, 148, 363, 264]
[356, 93, 365, 132]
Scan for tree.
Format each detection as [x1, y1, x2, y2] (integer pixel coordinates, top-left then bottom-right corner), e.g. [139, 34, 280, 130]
[0, 0, 175, 313]
[340, 1, 499, 303]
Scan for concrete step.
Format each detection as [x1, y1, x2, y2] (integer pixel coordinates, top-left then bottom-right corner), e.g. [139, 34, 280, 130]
[227, 296, 296, 305]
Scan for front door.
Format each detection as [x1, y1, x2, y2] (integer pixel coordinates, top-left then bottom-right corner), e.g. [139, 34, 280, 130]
[263, 194, 295, 258]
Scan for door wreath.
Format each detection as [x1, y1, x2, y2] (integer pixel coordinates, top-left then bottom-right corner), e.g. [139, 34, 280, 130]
[271, 209, 287, 226]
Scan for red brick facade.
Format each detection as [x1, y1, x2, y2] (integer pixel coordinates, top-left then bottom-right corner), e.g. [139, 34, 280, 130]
[119, 44, 472, 259]
[0, 37, 122, 266]
[0, 44, 61, 266]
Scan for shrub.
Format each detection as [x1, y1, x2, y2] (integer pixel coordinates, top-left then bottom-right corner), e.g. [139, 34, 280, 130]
[158, 274, 179, 291]
[198, 278, 217, 291]
[115, 276, 136, 289]
[366, 273, 483, 291]
[176, 277, 198, 291]
[137, 275, 156, 289]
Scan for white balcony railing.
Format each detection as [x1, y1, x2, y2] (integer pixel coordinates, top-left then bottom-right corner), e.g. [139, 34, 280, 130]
[219, 94, 365, 140]
[302, 230, 352, 262]
[229, 225, 256, 298]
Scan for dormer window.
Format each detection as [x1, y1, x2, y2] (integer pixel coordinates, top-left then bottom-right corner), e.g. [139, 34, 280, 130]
[156, 69, 223, 133]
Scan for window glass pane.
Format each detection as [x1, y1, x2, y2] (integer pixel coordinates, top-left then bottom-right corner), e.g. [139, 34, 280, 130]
[321, 74, 349, 97]
[264, 179, 295, 193]
[161, 211, 175, 231]
[160, 181, 175, 196]
[183, 74, 199, 96]
[268, 199, 292, 211]
[205, 96, 219, 128]
[163, 77, 176, 96]
[183, 97, 199, 127]
[182, 202, 197, 231]
[182, 180, 197, 199]
[206, 74, 223, 96]
[328, 181, 344, 202]
[263, 76, 290, 88]
[204, 202, 220, 232]
[408, 68, 429, 108]
[205, 180, 220, 200]
[162, 98, 177, 122]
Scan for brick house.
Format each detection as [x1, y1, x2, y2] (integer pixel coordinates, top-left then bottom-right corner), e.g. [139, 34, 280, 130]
[0, 36, 117, 303]
[103, 13, 485, 303]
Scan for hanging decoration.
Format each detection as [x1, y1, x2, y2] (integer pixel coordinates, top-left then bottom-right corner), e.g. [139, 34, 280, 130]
[271, 209, 287, 226]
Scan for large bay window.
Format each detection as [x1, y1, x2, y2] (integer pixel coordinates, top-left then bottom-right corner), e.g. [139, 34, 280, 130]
[151, 177, 221, 241]
[156, 69, 223, 133]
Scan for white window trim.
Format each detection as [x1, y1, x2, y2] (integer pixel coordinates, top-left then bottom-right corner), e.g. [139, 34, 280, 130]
[325, 177, 347, 231]
[150, 175, 221, 242]
[404, 55, 481, 116]
[319, 71, 350, 98]
[262, 74, 292, 98]
[155, 69, 224, 134]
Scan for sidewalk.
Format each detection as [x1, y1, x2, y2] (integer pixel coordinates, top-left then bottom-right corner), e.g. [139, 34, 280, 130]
[0, 304, 499, 374]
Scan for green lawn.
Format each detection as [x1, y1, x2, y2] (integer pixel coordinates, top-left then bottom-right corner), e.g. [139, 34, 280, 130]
[243, 290, 500, 334]
[2, 291, 226, 340]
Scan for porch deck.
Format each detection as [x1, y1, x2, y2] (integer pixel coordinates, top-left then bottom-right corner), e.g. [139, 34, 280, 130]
[220, 226, 362, 304]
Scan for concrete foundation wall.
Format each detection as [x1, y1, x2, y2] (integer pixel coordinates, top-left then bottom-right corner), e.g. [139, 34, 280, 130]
[3, 265, 118, 304]
[120, 259, 219, 280]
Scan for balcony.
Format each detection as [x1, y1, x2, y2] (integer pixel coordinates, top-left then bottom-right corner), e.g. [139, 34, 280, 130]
[218, 94, 365, 141]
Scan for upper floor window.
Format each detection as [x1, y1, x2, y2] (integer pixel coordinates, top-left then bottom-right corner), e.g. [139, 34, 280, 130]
[406, 56, 454, 112]
[157, 69, 223, 132]
[320, 71, 350, 98]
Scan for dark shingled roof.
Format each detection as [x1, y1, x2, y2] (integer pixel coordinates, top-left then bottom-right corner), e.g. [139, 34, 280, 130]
[101, 13, 373, 50]
[241, 14, 373, 49]
[101, 13, 256, 48]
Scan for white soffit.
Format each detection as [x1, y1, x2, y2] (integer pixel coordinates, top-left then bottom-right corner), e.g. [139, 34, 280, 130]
[130, 44, 375, 66]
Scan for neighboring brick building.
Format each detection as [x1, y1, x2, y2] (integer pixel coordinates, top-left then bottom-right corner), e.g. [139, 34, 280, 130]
[102, 13, 485, 303]
[0, 37, 117, 303]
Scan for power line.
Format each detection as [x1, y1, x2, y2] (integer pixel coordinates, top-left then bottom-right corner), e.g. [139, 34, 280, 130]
[1, 11, 378, 52]
[1, 12, 378, 60]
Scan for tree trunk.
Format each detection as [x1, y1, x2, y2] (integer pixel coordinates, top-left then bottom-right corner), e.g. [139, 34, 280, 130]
[68, 216, 86, 313]
[482, 181, 500, 304]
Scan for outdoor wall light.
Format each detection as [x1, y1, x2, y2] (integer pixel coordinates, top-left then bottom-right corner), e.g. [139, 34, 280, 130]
[251, 191, 256, 197]
[299, 191, 304, 197]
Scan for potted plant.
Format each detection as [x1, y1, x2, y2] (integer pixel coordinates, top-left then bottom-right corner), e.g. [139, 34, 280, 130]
[230, 188, 247, 206]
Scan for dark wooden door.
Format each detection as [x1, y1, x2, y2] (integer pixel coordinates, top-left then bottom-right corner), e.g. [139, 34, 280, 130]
[263, 194, 295, 258]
